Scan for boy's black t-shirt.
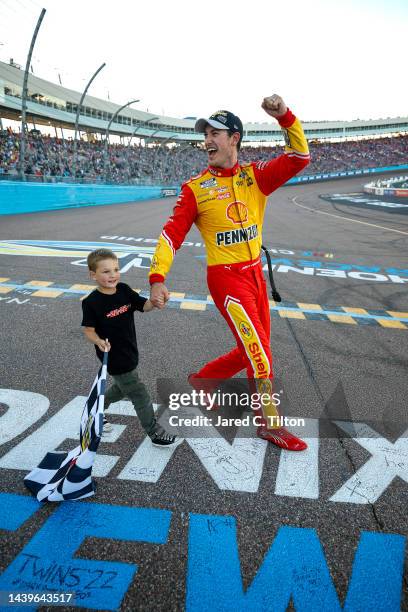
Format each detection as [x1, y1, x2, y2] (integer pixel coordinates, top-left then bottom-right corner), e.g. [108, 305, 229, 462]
[81, 282, 147, 375]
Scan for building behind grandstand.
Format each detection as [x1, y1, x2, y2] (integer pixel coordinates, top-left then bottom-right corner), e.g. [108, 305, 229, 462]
[0, 59, 407, 185]
[1, 60, 407, 144]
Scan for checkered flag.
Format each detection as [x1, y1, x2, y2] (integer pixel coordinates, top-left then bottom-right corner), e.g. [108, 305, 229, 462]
[24, 351, 108, 502]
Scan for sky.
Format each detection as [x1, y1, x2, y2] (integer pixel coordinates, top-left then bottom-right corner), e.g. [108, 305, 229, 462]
[0, 0, 407, 124]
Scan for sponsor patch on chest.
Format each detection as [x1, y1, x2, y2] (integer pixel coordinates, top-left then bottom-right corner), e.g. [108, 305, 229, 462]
[216, 224, 258, 246]
[200, 178, 218, 189]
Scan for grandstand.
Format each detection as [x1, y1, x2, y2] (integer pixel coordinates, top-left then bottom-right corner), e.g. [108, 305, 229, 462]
[1, 59, 408, 144]
[1, 131, 407, 185]
[0, 58, 407, 185]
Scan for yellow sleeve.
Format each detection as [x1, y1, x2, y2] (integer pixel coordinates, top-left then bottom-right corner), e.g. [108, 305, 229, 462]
[149, 184, 197, 284]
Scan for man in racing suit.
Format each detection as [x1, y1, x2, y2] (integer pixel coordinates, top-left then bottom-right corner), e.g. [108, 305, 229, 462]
[149, 94, 310, 451]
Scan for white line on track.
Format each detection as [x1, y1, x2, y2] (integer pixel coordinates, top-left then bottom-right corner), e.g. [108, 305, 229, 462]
[291, 196, 408, 236]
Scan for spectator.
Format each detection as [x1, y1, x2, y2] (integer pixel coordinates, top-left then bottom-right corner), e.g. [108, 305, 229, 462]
[0, 130, 407, 184]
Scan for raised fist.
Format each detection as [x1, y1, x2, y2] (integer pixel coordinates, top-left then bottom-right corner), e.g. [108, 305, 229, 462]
[261, 94, 287, 118]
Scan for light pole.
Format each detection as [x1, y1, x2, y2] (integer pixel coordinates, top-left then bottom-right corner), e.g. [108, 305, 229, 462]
[127, 116, 159, 146]
[104, 99, 140, 181]
[153, 136, 178, 178]
[163, 141, 192, 182]
[136, 129, 161, 183]
[18, 8, 46, 180]
[72, 62, 106, 179]
[125, 117, 158, 183]
[143, 129, 161, 148]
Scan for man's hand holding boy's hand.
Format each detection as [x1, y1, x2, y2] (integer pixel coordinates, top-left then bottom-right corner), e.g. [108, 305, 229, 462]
[150, 283, 170, 309]
[143, 299, 157, 312]
[96, 338, 111, 352]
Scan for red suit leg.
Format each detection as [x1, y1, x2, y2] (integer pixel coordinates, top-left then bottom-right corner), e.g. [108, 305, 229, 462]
[192, 262, 307, 451]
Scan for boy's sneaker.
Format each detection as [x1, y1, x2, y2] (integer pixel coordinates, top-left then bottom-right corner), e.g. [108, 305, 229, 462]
[102, 417, 113, 433]
[150, 430, 177, 447]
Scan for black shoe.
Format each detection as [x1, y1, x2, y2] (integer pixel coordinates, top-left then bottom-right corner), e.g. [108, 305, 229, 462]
[150, 430, 177, 447]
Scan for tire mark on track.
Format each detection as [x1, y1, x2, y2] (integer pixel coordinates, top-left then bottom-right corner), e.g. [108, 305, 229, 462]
[292, 196, 408, 235]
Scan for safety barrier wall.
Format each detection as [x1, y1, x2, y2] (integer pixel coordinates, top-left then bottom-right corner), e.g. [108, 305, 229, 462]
[2, 164, 408, 215]
[0, 182, 179, 215]
[364, 185, 408, 197]
[287, 164, 408, 185]
[364, 174, 408, 198]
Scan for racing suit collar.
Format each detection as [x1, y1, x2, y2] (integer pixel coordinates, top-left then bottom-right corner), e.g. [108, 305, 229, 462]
[208, 162, 240, 177]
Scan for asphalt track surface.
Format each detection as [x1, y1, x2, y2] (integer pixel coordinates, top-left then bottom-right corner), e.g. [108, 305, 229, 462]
[0, 174, 407, 611]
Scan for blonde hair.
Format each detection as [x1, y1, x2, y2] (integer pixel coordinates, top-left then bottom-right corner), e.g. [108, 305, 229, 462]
[87, 249, 118, 272]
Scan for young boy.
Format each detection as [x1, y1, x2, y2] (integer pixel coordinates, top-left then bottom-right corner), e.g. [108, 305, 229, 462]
[82, 248, 176, 447]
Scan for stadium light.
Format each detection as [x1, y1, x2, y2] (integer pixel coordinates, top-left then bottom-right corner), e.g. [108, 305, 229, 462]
[72, 62, 106, 179]
[162, 139, 191, 178]
[143, 130, 161, 147]
[152, 135, 179, 175]
[104, 99, 140, 181]
[128, 116, 159, 147]
[18, 8, 46, 180]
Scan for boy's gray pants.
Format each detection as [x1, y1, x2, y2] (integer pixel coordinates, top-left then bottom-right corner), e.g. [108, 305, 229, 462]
[104, 368, 156, 437]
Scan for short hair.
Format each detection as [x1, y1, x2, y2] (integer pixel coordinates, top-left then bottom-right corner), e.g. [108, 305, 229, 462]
[227, 129, 242, 151]
[87, 248, 118, 272]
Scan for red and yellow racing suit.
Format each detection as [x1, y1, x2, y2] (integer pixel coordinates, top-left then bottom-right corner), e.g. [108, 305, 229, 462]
[149, 109, 310, 423]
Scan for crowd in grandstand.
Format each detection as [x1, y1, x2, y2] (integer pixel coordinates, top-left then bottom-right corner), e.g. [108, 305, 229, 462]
[0, 129, 407, 184]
